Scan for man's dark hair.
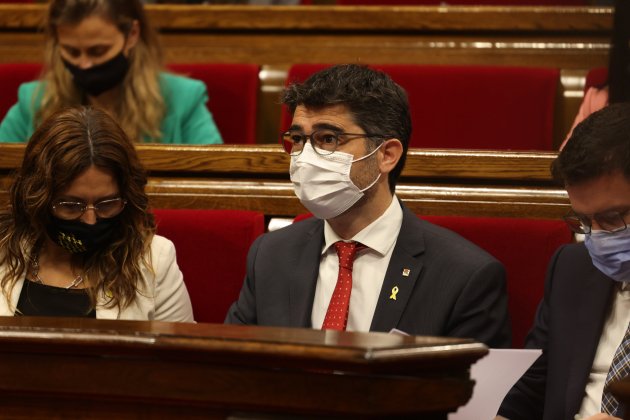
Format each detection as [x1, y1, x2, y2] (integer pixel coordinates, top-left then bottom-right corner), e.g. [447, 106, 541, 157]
[552, 102, 630, 186]
[282, 64, 412, 192]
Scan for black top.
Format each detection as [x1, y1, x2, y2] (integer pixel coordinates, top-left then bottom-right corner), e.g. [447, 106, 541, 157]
[16, 279, 96, 318]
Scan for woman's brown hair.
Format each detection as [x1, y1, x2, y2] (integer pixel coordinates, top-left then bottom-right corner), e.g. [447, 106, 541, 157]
[0, 106, 155, 310]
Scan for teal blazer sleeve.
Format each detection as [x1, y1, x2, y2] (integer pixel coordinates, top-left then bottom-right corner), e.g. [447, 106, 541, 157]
[157, 73, 223, 144]
[0, 81, 41, 143]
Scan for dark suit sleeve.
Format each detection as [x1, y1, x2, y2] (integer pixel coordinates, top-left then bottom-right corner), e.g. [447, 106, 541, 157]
[224, 234, 263, 325]
[496, 249, 560, 420]
[447, 260, 512, 348]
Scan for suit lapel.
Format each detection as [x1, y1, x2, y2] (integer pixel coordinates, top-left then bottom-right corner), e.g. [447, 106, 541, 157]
[370, 207, 425, 332]
[564, 268, 614, 416]
[289, 220, 325, 328]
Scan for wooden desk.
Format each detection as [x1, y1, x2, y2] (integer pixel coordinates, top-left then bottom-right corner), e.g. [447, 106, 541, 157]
[0, 143, 569, 220]
[0, 316, 486, 419]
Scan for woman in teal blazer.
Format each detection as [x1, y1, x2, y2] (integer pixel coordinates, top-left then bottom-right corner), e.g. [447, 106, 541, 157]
[0, 0, 222, 145]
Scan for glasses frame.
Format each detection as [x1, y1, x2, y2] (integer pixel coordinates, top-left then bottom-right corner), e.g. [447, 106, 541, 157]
[563, 208, 630, 234]
[280, 129, 390, 156]
[51, 197, 128, 221]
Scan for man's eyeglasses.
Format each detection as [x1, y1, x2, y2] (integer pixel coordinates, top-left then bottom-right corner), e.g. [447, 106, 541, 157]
[52, 197, 127, 221]
[280, 129, 389, 156]
[563, 209, 630, 234]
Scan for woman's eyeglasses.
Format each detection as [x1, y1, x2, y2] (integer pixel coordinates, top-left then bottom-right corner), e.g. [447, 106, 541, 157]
[52, 197, 127, 221]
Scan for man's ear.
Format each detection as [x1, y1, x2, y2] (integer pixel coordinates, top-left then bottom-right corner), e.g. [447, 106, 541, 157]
[378, 138, 403, 174]
[124, 20, 141, 53]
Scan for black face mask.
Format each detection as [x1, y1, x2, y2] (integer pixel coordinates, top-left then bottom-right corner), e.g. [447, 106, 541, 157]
[62, 51, 129, 97]
[46, 217, 120, 254]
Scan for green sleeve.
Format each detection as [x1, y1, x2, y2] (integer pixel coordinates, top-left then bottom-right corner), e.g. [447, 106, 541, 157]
[180, 84, 223, 145]
[0, 82, 40, 143]
[159, 73, 223, 145]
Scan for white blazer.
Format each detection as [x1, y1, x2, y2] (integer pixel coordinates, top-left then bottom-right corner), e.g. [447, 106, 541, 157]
[0, 235, 195, 322]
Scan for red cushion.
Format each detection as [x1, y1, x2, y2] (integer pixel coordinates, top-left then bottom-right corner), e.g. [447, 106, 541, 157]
[167, 63, 260, 144]
[422, 215, 573, 348]
[281, 64, 559, 150]
[294, 212, 573, 347]
[153, 209, 265, 323]
[0, 63, 43, 121]
[584, 67, 608, 93]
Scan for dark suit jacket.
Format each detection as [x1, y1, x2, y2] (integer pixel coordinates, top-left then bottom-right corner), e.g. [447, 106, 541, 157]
[497, 243, 615, 420]
[225, 202, 511, 348]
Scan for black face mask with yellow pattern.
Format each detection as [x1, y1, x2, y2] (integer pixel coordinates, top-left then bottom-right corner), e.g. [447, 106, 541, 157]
[46, 216, 119, 254]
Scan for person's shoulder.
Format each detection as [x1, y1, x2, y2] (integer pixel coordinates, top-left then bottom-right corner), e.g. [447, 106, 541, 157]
[256, 217, 323, 247]
[149, 234, 176, 255]
[160, 72, 205, 93]
[17, 80, 43, 100]
[413, 216, 500, 265]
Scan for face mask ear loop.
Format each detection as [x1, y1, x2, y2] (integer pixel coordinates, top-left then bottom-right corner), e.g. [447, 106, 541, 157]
[358, 172, 382, 193]
[351, 141, 384, 163]
[351, 141, 384, 193]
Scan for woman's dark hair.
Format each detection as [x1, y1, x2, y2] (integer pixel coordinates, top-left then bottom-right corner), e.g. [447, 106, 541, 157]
[0, 106, 155, 310]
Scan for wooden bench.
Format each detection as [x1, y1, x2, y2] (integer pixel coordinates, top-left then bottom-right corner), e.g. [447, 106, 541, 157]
[0, 4, 612, 147]
[0, 143, 569, 220]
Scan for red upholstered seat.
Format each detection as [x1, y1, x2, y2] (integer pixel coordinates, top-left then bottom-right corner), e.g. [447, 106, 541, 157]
[0, 62, 43, 120]
[293, 213, 573, 347]
[167, 63, 260, 144]
[584, 67, 608, 93]
[281, 63, 559, 150]
[153, 209, 265, 323]
[422, 215, 573, 348]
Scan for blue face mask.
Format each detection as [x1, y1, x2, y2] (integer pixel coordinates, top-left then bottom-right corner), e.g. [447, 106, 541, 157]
[584, 228, 630, 282]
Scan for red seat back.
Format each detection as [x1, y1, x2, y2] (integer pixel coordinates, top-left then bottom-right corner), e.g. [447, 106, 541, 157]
[153, 209, 265, 323]
[167, 63, 260, 144]
[422, 215, 573, 348]
[293, 212, 573, 347]
[281, 64, 559, 150]
[584, 67, 608, 93]
[0, 62, 43, 120]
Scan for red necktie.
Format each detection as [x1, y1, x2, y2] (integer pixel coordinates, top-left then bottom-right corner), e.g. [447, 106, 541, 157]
[322, 241, 365, 331]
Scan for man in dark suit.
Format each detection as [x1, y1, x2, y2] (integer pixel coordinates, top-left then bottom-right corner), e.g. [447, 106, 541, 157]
[497, 103, 630, 420]
[225, 64, 511, 348]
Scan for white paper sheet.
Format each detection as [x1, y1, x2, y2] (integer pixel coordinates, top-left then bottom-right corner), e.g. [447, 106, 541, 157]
[449, 348, 542, 420]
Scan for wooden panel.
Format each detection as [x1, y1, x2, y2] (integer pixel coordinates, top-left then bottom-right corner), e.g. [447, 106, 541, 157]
[0, 5, 612, 146]
[0, 143, 569, 219]
[0, 316, 486, 418]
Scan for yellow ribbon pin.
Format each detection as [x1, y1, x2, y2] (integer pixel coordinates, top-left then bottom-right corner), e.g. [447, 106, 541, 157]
[390, 286, 399, 300]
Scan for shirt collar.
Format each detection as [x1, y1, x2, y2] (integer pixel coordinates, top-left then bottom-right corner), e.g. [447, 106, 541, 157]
[322, 196, 403, 256]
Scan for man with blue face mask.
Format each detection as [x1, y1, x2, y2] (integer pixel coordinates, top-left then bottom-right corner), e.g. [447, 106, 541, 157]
[225, 64, 511, 348]
[497, 103, 630, 420]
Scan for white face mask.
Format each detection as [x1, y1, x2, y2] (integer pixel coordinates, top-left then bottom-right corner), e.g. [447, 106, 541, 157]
[289, 142, 382, 220]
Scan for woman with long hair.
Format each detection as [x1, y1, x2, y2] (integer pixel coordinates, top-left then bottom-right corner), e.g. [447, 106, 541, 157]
[0, 0, 222, 144]
[0, 106, 194, 320]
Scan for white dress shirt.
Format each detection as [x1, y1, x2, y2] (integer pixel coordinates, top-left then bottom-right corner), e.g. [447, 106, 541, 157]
[577, 282, 630, 418]
[311, 196, 403, 332]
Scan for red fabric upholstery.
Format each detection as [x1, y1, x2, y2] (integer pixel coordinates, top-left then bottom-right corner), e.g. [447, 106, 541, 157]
[153, 209, 265, 323]
[167, 63, 260, 144]
[293, 212, 573, 347]
[584, 67, 608, 93]
[0, 62, 43, 120]
[422, 215, 573, 348]
[281, 63, 559, 150]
